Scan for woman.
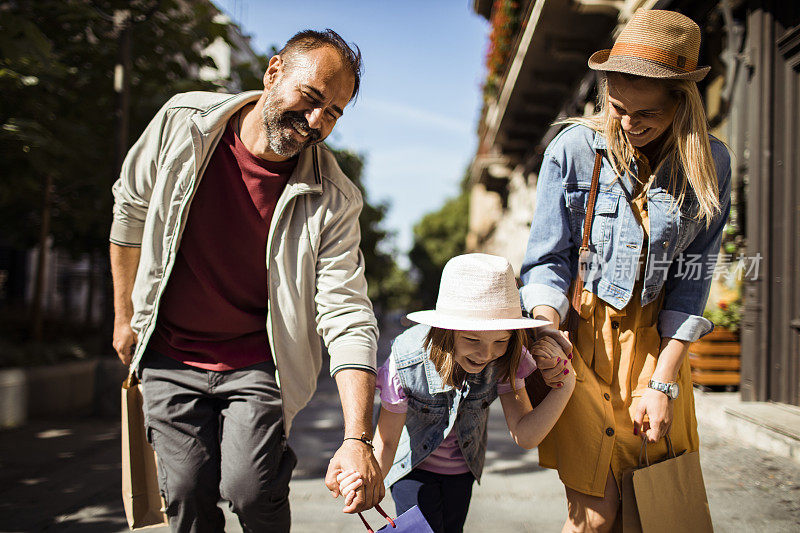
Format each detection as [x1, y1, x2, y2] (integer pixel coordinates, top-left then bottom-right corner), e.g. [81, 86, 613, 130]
[519, 9, 731, 532]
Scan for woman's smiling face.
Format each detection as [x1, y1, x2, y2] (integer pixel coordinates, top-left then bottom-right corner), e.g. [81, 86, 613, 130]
[606, 73, 678, 149]
[452, 330, 512, 373]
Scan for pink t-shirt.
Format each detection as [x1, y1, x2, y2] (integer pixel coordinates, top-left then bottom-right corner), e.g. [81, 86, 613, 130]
[376, 349, 537, 475]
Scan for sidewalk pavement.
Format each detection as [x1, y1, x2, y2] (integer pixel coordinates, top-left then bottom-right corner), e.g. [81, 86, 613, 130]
[1, 373, 799, 532]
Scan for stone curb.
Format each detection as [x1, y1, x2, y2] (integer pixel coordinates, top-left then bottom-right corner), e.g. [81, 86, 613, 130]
[0, 358, 127, 428]
[693, 387, 800, 465]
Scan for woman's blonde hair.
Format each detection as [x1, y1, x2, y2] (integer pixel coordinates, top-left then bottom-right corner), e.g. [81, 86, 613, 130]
[424, 327, 527, 389]
[562, 73, 721, 227]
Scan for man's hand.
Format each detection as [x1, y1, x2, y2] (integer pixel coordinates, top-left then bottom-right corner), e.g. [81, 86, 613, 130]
[113, 319, 137, 366]
[633, 388, 673, 443]
[325, 439, 384, 513]
[110, 243, 141, 366]
[330, 368, 383, 513]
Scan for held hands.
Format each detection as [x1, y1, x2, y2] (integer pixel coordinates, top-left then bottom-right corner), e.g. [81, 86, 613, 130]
[325, 439, 384, 513]
[335, 469, 365, 509]
[530, 333, 575, 389]
[530, 326, 573, 355]
[633, 388, 674, 443]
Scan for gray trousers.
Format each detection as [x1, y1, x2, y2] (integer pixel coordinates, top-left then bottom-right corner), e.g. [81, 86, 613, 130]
[140, 350, 296, 533]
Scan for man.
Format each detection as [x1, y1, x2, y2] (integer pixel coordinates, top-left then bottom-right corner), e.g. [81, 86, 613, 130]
[110, 29, 383, 532]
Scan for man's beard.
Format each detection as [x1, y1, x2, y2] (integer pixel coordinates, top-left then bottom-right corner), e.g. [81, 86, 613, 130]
[260, 91, 322, 158]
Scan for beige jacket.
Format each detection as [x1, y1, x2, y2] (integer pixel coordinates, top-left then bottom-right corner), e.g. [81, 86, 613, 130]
[110, 91, 378, 434]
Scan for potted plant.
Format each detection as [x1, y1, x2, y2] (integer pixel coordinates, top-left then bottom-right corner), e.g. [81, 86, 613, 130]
[703, 297, 742, 335]
[689, 289, 742, 387]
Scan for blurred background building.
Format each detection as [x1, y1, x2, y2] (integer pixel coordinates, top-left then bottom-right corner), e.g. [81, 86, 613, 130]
[467, 0, 800, 407]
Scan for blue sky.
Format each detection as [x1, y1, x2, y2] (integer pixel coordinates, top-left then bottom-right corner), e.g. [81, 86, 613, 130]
[214, 1, 489, 259]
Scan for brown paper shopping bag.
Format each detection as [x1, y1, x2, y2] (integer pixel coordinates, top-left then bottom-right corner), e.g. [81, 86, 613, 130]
[121, 374, 169, 530]
[621, 436, 713, 533]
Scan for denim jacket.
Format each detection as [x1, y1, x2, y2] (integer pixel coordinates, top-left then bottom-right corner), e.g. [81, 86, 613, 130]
[383, 325, 499, 488]
[520, 124, 731, 342]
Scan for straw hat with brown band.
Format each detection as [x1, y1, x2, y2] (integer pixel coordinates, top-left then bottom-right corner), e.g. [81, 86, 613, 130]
[588, 9, 710, 82]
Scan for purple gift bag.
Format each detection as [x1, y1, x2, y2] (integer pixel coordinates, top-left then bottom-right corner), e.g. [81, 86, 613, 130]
[358, 504, 434, 533]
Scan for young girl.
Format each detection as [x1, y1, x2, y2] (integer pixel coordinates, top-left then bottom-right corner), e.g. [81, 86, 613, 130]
[337, 253, 575, 532]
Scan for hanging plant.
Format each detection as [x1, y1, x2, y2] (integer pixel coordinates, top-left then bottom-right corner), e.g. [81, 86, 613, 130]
[483, 0, 521, 103]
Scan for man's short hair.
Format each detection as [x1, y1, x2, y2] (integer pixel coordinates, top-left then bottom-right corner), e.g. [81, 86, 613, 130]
[278, 29, 363, 102]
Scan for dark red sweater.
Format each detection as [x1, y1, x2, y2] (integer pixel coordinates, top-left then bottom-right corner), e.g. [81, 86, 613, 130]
[149, 120, 297, 371]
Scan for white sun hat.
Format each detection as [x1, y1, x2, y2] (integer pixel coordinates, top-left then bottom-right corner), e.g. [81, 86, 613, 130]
[406, 253, 551, 331]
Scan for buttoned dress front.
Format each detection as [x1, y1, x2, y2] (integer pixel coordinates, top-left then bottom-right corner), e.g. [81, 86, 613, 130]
[537, 187, 699, 497]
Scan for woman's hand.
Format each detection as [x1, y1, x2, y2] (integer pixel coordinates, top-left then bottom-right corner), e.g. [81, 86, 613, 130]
[633, 388, 673, 443]
[529, 324, 573, 355]
[531, 335, 573, 389]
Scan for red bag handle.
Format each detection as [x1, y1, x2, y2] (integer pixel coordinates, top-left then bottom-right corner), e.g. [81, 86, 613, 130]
[357, 504, 396, 532]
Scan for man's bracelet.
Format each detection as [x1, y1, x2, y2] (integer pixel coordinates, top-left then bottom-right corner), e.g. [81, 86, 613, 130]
[343, 432, 374, 449]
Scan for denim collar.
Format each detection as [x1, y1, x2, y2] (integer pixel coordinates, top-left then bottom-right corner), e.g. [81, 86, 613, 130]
[593, 130, 678, 189]
[423, 357, 453, 395]
[591, 130, 646, 199]
[592, 131, 607, 150]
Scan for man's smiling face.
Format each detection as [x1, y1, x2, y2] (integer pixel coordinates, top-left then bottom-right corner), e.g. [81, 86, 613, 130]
[260, 46, 354, 158]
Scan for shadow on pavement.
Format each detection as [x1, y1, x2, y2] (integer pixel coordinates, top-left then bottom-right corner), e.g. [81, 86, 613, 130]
[0, 418, 130, 532]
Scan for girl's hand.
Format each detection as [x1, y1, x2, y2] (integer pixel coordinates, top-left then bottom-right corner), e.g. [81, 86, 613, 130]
[633, 388, 674, 443]
[531, 335, 573, 389]
[335, 469, 365, 508]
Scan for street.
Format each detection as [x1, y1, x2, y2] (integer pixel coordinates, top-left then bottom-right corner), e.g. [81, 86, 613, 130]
[1, 364, 799, 532]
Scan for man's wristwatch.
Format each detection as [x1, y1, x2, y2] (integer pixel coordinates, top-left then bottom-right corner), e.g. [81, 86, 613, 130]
[648, 379, 679, 400]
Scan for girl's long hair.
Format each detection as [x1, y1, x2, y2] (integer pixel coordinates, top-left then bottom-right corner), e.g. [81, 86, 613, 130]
[562, 73, 721, 227]
[424, 327, 527, 389]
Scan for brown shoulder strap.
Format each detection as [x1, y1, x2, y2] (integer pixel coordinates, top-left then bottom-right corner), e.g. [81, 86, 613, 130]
[570, 150, 603, 313]
[581, 151, 604, 250]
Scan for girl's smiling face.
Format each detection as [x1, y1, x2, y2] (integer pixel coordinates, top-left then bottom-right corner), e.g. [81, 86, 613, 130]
[452, 330, 512, 373]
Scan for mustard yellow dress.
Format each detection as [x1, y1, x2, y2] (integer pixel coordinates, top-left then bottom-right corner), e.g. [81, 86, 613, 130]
[538, 188, 700, 497]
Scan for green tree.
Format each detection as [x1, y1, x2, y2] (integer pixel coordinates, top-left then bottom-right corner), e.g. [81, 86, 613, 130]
[230, 45, 274, 92]
[0, 0, 231, 339]
[330, 148, 416, 316]
[408, 176, 470, 308]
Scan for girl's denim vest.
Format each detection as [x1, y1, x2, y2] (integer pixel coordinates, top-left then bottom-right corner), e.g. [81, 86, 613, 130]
[383, 324, 499, 488]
